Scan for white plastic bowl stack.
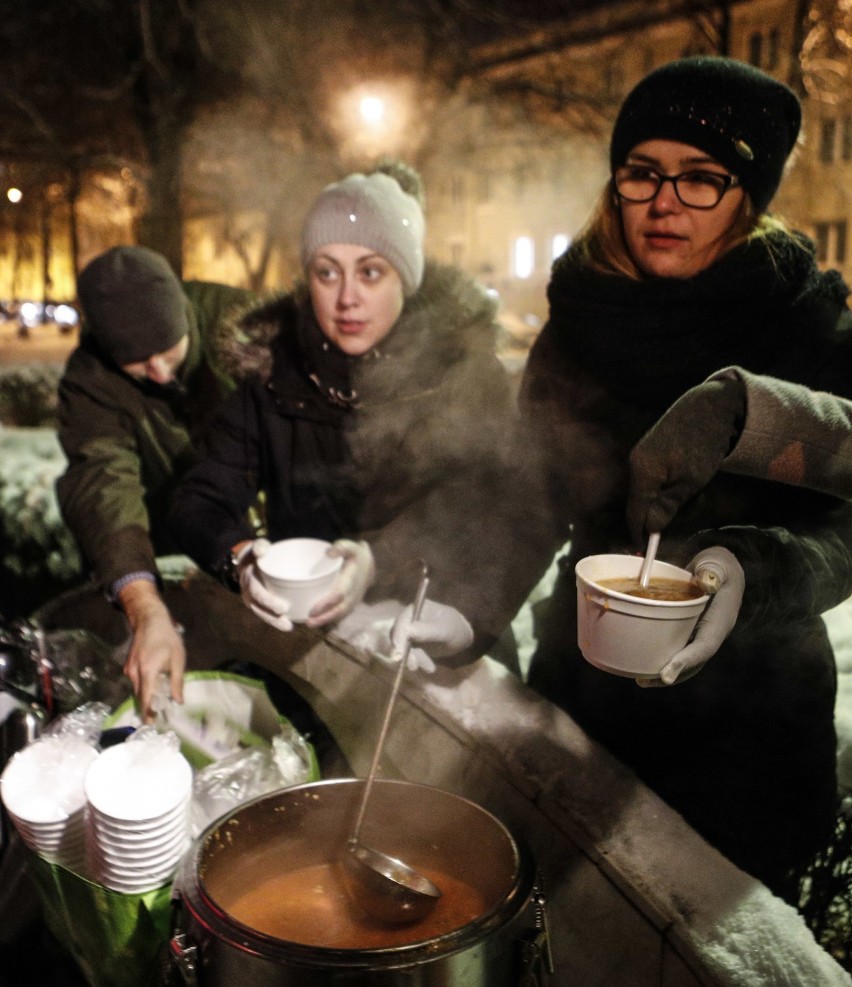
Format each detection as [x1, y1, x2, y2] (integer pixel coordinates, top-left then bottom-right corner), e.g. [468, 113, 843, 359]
[0, 736, 97, 872]
[84, 740, 192, 893]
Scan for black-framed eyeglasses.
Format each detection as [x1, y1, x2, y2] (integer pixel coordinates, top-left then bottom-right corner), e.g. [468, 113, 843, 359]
[613, 164, 741, 210]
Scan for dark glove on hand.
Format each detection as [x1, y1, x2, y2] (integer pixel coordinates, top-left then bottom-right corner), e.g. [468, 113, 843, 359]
[627, 377, 746, 545]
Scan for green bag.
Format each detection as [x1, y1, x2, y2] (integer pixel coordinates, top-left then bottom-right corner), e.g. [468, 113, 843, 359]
[106, 669, 319, 772]
[28, 852, 172, 987]
[25, 671, 320, 987]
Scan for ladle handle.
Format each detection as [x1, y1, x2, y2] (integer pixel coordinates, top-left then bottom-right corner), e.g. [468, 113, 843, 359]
[350, 564, 430, 843]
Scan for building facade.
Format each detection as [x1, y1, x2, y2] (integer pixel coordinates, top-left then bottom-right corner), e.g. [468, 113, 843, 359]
[421, 0, 849, 332]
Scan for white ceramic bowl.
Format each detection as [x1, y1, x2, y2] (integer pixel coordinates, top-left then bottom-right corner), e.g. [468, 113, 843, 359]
[575, 554, 710, 678]
[88, 794, 190, 834]
[84, 743, 192, 823]
[91, 810, 188, 846]
[94, 826, 188, 862]
[256, 538, 343, 622]
[1, 737, 97, 824]
[92, 844, 186, 877]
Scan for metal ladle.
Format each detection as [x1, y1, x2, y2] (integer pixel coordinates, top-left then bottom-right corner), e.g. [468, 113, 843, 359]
[340, 564, 442, 925]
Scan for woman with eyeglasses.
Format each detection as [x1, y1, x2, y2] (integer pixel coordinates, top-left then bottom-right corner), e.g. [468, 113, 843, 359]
[518, 56, 852, 901]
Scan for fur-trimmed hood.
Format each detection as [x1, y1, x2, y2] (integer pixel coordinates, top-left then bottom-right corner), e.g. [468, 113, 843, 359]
[212, 260, 500, 393]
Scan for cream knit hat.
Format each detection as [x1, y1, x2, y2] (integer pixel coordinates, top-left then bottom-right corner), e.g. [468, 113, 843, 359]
[300, 171, 425, 295]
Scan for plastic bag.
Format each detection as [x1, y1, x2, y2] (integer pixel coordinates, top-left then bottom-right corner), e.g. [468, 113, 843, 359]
[106, 671, 320, 833]
[191, 721, 316, 834]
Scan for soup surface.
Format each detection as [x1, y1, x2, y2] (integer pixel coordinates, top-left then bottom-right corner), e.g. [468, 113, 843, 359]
[596, 576, 704, 601]
[220, 860, 489, 949]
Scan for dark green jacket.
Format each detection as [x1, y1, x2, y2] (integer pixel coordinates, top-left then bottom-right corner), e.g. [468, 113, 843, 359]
[56, 280, 256, 591]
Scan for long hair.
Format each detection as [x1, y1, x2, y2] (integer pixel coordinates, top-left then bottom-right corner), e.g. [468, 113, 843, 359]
[574, 178, 799, 279]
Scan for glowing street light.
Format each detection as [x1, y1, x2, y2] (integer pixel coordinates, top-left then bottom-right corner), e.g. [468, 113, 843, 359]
[332, 81, 415, 162]
[359, 96, 385, 126]
[7, 187, 22, 203]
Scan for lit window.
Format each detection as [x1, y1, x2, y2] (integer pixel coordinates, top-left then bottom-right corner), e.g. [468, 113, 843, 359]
[513, 237, 534, 279]
[552, 234, 570, 260]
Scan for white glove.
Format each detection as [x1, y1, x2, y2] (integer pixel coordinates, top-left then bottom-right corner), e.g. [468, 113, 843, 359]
[334, 600, 435, 673]
[306, 539, 376, 627]
[390, 600, 474, 669]
[236, 538, 293, 632]
[639, 546, 745, 687]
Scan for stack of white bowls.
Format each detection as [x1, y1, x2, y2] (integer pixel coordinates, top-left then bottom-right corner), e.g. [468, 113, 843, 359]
[84, 740, 192, 893]
[0, 736, 97, 872]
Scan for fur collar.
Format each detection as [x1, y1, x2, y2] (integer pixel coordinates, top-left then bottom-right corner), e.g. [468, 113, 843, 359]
[213, 260, 499, 387]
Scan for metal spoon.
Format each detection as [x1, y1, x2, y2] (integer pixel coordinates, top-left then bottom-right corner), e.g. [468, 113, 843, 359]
[639, 531, 661, 588]
[340, 564, 442, 925]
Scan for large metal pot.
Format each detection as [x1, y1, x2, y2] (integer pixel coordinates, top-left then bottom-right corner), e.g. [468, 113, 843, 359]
[169, 779, 547, 986]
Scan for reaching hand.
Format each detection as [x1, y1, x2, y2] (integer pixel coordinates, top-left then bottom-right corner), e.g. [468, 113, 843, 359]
[306, 539, 375, 627]
[236, 538, 293, 632]
[118, 579, 186, 724]
[639, 546, 745, 687]
[390, 600, 474, 668]
[627, 378, 746, 545]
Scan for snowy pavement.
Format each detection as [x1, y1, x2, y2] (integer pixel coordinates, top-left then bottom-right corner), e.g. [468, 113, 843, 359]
[825, 596, 852, 795]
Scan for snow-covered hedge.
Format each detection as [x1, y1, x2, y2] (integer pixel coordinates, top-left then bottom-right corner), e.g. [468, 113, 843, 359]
[0, 362, 62, 426]
[0, 426, 83, 618]
[0, 362, 84, 618]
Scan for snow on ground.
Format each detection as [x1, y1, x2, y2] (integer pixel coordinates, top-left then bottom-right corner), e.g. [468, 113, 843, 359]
[826, 596, 852, 794]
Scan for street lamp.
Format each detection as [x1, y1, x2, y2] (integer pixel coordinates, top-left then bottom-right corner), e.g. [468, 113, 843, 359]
[359, 96, 385, 126]
[333, 81, 412, 163]
[7, 188, 22, 203]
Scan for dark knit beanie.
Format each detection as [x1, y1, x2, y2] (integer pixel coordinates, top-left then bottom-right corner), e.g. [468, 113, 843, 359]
[77, 246, 189, 365]
[610, 56, 801, 212]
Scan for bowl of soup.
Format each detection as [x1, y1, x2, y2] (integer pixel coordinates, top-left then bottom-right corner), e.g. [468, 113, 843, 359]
[575, 553, 710, 678]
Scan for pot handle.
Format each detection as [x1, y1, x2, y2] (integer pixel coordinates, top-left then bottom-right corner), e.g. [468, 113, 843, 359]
[166, 930, 200, 987]
[518, 882, 554, 984]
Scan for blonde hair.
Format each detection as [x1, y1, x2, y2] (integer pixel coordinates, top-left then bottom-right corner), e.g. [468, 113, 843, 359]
[575, 180, 798, 279]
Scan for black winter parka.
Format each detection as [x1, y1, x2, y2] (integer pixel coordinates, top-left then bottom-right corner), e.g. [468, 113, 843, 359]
[520, 230, 852, 894]
[170, 262, 540, 659]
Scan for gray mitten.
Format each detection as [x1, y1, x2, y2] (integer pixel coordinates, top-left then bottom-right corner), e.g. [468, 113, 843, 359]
[627, 377, 746, 545]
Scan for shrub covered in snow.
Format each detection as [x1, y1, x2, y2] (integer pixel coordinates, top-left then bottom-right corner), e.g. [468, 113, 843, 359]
[0, 425, 83, 618]
[0, 361, 63, 427]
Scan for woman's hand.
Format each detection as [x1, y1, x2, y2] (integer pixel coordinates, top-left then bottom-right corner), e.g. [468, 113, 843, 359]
[236, 538, 294, 632]
[306, 539, 375, 627]
[638, 546, 745, 687]
[627, 378, 746, 544]
[390, 600, 474, 669]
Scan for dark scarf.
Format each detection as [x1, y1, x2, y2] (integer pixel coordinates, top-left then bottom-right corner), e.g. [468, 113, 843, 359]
[295, 305, 362, 409]
[547, 230, 850, 412]
[288, 283, 450, 412]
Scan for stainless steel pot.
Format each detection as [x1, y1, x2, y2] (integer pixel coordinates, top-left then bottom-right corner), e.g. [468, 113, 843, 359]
[169, 779, 549, 986]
